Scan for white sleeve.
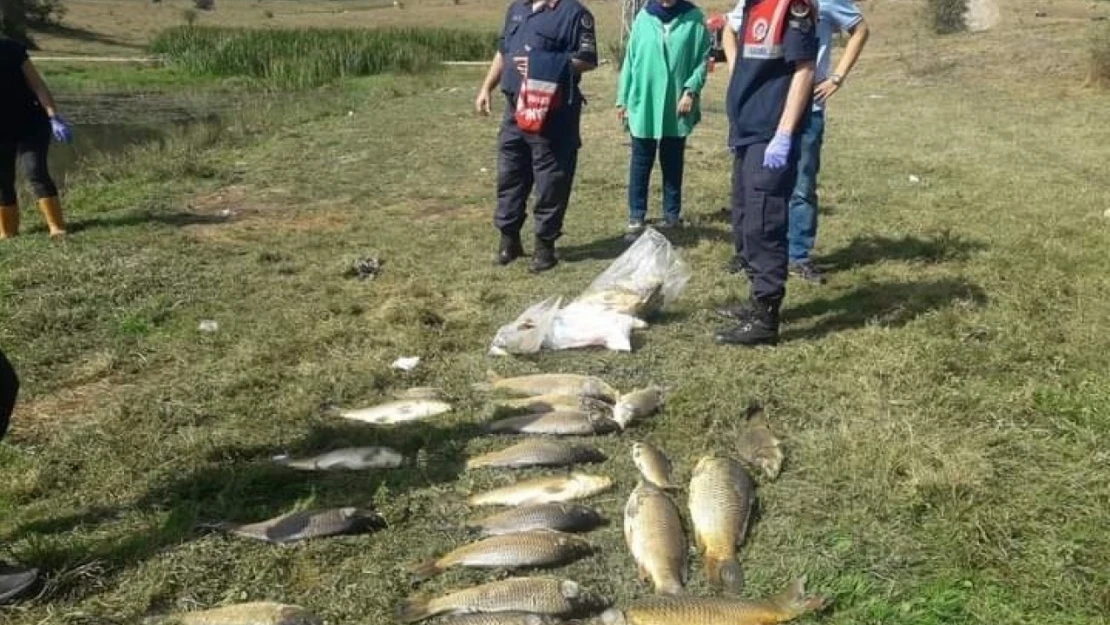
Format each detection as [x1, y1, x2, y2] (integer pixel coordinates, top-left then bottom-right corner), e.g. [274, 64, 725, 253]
[726, 0, 746, 32]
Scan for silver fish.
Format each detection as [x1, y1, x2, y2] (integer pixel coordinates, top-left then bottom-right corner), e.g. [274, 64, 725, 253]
[485, 410, 619, 436]
[409, 531, 593, 580]
[466, 503, 606, 536]
[340, 399, 452, 425]
[210, 507, 384, 544]
[159, 601, 322, 625]
[272, 446, 404, 470]
[397, 577, 599, 623]
[475, 371, 620, 403]
[467, 440, 606, 470]
[468, 473, 614, 507]
[614, 387, 665, 429]
[632, 442, 678, 489]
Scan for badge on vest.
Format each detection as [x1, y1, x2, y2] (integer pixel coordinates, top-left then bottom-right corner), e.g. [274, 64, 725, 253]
[752, 18, 769, 42]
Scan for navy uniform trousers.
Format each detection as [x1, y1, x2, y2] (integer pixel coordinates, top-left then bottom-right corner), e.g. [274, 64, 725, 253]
[0, 348, 18, 442]
[730, 140, 799, 303]
[494, 97, 581, 242]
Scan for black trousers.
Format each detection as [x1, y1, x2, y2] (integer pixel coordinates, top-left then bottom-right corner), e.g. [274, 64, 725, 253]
[0, 122, 58, 206]
[494, 100, 581, 242]
[0, 347, 18, 443]
[730, 140, 798, 302]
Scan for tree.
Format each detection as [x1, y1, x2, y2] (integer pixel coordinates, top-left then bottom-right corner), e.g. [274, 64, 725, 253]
[1, 0, 66, 44]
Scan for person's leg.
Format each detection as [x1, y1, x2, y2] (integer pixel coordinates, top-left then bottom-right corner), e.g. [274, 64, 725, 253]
[658, 136, 686, 226]
[626, 137, 656, 239]
[0, 140, 18, 239]
[18, 125, 65, 237]
[529, 132, 578, 273]
[494, 119, 533, 265]
[788, 110, 825, 282]
[0, 348, 35, 606]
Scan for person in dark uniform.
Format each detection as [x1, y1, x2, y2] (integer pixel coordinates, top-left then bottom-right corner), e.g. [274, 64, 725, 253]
[713, 0, 818, 346]
[0, 347, 38, 604]
[475, 0, 598, 273]
[0, 36, 73, 240]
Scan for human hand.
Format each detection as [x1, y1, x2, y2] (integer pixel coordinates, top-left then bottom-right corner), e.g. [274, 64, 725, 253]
[617, 106, 627, 121]
[677, 92, 695, 116]
[762, 131, 791, 169]
[476, 88, 492, 116]
[814, 79, 840, 103]
[50, 115, 73, 144]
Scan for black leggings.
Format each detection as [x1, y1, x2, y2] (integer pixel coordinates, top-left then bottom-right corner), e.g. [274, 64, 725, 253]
[0, 123, 58, 206]
[0, 347, 18, 442]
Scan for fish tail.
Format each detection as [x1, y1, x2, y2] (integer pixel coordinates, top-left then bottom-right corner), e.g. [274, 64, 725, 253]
[704, 555, 742, 591]
[396, 597, 433, 623]
[769, 576, 827, 619]
[407, 558, 444, 582]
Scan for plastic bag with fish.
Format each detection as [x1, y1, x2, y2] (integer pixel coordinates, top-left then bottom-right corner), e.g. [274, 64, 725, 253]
[489, 296, 563, 356]
[542, 302, 647, 352]
[573, 228, 691, 319]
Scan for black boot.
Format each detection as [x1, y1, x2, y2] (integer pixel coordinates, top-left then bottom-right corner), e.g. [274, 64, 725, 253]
[714, 299, 757, 323]
[495, 232, 524, 266]
[727, 253, 752, 277]
[714, 297, 781, 346]
[530, 236, 558, 273]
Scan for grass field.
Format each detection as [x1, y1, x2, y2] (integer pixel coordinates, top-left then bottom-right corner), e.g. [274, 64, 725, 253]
[3, 0, 1110, 624]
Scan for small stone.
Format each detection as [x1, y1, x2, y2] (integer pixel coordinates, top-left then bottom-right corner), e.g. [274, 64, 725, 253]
[198, 320, 219, 333]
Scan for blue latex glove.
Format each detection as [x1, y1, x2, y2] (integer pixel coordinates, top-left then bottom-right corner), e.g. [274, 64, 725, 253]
[50, 115, 73, 144]
[762, 131, 791, 169]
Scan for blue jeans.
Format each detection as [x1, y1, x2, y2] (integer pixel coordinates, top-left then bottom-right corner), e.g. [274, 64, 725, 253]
[788, 110, 825, 263]
[628, 137, 686, 223]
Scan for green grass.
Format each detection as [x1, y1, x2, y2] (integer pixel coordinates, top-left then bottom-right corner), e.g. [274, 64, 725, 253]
[148, 25, 499, 88]
[4, 2, 1110, 624]
[927, 0, 968, 34]
[1090, 22, 1110, 87]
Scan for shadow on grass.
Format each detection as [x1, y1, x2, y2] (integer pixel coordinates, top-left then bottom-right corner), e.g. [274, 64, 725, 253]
[561, 223, 730, 262]
[31, 23, 144, 51]
[781, 278, 988, 340]
[68, 211, 231, 233]
[819, 231, 987, 271]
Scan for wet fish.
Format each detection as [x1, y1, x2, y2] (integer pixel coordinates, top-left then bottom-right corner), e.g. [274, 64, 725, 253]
[613, 387, 665, 429]
[163, 601, 322, 625]
[485, 410, 620, 436]
[467, 440, 607, 470]
[491, 394, 612, 417]
[623, 482, 687, 595]
[631, 442, 677, 489]
[410, 530, 594, 580]
[340, 399, 452, 425]
[468, 473, 614, 507]
[687, 456, 755, 593]
[210, 507, 384, 544]
[393, 387, 447, 401]
[599, 576, 825, 625]
[735, 405, 784, 481]
[427, 615, 563, 625]
[474, 371, 619, 403]
[466, 503, 606, 536]
[272, 446, 404, 471]
[397, 577, 599, 623]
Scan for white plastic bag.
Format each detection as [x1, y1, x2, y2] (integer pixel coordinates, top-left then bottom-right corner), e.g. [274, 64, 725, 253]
[574, 227, 691, 319]
[543, 302, 647, 352]
[488, 295, 563, 356]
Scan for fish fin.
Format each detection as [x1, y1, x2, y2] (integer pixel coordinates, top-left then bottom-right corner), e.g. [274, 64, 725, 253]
[407, 559, 443, 582]
[720, 560, 745, 594]
[396, 597, 432, 623]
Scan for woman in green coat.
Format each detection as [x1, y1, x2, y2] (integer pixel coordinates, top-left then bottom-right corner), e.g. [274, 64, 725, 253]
[616, 0, 711, 240]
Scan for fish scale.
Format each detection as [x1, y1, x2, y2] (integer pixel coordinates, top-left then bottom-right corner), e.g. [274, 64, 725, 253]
[600, 577, 826, 625]
[397, 577, 590, 623]
[467, 503, 606, 536]
[468, 473, 614, 507]
[687, 456, 755, 592]
[216, 508, 383, 544]
[623, 482, 687, 595]
[429, 614, 563, 625]
[170, 601, 322, 625]
[485, 410, 619, 436]
[477, 371, 620, 403]
[467, 439, 607, 470]
[412, 531, 593, 579]
[632, 442, 677, 489]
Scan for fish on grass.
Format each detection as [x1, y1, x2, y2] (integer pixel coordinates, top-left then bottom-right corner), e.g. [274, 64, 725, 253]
[427, 615, 564, 625]
[466, 503, 606, 536]
[485, 410, 620, 436]
[272, 446, 404, 471]
[613, 387, 665, 429]
[599, 576, 826, 625]
[468, 473, 614, 507]
[623, 482, 687, 595]
[151, 601, 321, 625]
[208, 507, 385, 544]
[631, 442, 677, 489]
[397, 577, 602, 623]
[687, 456, 755, 593]
[409, 530, 594, 581]
[735, 404, 784, 481]
[474, 371, 619, 403]
[340, 398, 452, 425]
[467, 440, 607, 470]
[392, 386, 447, 401]
[490, 394, 612, 417]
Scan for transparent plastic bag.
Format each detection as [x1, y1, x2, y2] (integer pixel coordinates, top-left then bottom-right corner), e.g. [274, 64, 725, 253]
[574, 227, 691, 319]
[543, 302, 647, 352]
[488, 295, 563, 356]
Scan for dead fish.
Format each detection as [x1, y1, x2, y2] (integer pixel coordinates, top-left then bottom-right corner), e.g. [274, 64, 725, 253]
[485, 410, 619, 436]
[468, 473, 614, 507]
[474, 371, 619, 403]
[410, 530, 594, 580]
[613, 387, 665, 429]
[162, 601, 322, 625]
[623, 482, 687, 595]
[340, 399, 452, 425]
[631, 442, 677, 489]
[426, 615, 563, 625]
[466, 503, 606, 536]
[735, 404, 784, 481]
[397, 577, 598, 623]
[467, 440, 607, 470]
[687, 457, 755, 593]
[491, 394, 612, 416]
[575, 281, 665, 318]
[272, 446, 404, 471]
[209, 507, 384, 544]
[393, 387, 447, 401]
[599, 576, 826, 625]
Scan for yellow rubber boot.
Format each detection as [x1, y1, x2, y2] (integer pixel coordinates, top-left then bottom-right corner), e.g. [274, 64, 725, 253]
[36, 197, 66, 237]
[0, 204, 18, 239]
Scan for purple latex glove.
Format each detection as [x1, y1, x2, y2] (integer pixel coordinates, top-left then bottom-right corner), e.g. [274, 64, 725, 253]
[50, 116, 73, 144]
[762, 131, 791, 169]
